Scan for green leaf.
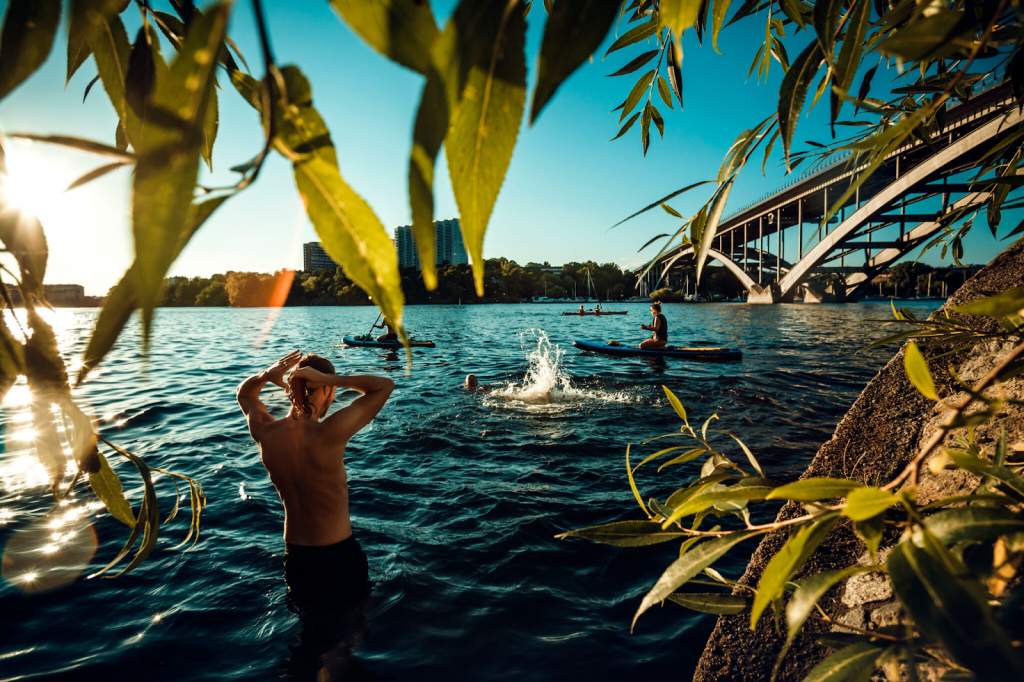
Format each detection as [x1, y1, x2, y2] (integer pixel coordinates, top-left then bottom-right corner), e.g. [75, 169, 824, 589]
[619, 69, 655, 122]
[696, 178, 733, 282]
[633, 530, 761, 629]
[904, 342, 938, 401]
[786, 567, 875, 647]
[661, 202, 682, 218]
[664, 478, 778, 527]
[559, 520, 688, 546]
[944, 450, 1024, 500]
[812, 0, 844, 60]
[97, 440, 160, 577]
[875, 11, 971, 62]
[607, 49, 659, 78]
[438, 1, 527, 296]
[408, 71, 447, 289]
[777, 40, 824, 169]
[79, 0, 135, 141]
[751, 514, 839, 628]
[802, 643, 886, 682]
[201, 87, 218, 172]
[954, 289, 1024, 318]
[658, 447, 707, 471]
[660, 0, 703, 40]
[710, 0, 733, 54]
[842, 487, 898, 521]
[662, 385, 689, 424]
[131, 3, 229, 337]
[88, 452, 136, 527]
[64, 161, 129, 192]
[853, 512, 885, 560]
[834, 0, 868, 98]
[889, 528, 1024, 678]
[656, 75, 673, 109]
[0, 0, 60, 103]
[531, 0, 620, 123]
[328, 0, 439, 76]
[77, 195, 229, 385]
[610, 110, 642, 141]
[924, 506, 1024, 544]
[604, 17, 657, 58]
[6, 133, 136, 162]
[769, 478, 864, 501]
[668, 592, 752, 614]
[666, 35, 683, 107]
[611, 180, 712, 228]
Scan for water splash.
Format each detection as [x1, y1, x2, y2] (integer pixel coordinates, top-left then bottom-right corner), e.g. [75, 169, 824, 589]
[486, 330, 633, 411]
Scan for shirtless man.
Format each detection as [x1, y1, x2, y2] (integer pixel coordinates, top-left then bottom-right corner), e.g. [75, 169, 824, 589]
[640, 302, 668, 350]
[236, 350, 394, 608]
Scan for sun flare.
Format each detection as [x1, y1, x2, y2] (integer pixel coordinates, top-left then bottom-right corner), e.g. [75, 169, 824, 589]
[0, 144, 76, 226]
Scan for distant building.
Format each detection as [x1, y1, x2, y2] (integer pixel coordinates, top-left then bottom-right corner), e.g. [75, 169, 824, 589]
[395, 218, 467, 269]
[7, 284, 89, 307]
[526, 263, 563, 274]
[303, 242, 337, 271]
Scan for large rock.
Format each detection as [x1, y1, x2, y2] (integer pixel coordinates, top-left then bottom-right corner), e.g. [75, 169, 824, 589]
[694, 240, 1024, 682]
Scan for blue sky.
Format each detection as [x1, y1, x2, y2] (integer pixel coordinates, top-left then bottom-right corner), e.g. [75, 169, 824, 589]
[0, 0, 1012, 295]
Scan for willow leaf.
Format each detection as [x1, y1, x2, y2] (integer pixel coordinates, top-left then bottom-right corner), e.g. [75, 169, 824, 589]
[328, 0, 439, 76]
[440, 2, 527, 296]
[131, 3, 229, 337]
[408, 71, 447, 289]
[88, 451, 136, 527]
[0, 0, 60, 102]
[778, 40, 824, 168]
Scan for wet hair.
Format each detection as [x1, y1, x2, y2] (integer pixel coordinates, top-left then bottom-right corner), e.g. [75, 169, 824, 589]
[289, 354, 336, 419]
[651, 302, 662, 312]
[465, 374, 479, 388]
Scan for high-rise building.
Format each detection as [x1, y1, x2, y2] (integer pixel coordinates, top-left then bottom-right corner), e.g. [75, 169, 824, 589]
[394, 218, 467, 269]
[303, 242, 337, 271]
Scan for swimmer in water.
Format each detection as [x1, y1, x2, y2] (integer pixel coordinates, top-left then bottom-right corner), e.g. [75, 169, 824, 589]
[237, 350, 394, 610]
[464, 374, 491, 392]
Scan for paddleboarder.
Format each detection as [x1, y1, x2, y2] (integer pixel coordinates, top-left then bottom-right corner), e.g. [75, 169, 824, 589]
[373, 317, 398, 342]
[236, 351, 394, 610]
[640, 302, 668, 350]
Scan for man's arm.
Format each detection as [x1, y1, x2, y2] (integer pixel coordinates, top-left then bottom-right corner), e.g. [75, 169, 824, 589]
[293, 369, 394, 443]
[237, 350, 302, 440]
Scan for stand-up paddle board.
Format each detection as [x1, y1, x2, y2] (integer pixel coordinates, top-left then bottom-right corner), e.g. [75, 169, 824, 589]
[343, 336, 435, 349]
[573, 340, 741, 360]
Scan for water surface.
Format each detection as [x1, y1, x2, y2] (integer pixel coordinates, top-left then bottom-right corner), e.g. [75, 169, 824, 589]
[0, 301, 939, 681]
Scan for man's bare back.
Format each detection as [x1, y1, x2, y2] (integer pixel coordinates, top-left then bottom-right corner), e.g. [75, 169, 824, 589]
[237, 350, 394, 546]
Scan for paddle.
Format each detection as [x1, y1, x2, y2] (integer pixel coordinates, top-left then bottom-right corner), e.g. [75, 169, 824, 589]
[365, 311, 382, 342]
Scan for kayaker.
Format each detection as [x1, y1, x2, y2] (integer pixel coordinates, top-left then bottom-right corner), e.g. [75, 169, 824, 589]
[578, 305, 585, 314]
[236, 351, 394, 610]
[373, 317, 398, 342]
[595, 303, 602, 313]
[640, 302, 668, 350]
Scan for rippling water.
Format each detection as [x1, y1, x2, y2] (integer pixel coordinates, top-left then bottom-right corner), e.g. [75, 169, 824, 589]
[0, 301, 940, 681]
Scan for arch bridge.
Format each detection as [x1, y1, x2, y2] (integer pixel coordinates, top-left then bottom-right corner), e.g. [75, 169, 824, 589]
[636, 87, 1023, 303]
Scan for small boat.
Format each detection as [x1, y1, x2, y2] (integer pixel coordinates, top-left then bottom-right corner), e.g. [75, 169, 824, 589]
[343, 336, 435, 349]
[573, 340, 741, 360]
[561, 311, 628, 316]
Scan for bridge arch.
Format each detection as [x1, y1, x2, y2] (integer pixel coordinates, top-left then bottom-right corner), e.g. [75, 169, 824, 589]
[654, 246, 758, 292]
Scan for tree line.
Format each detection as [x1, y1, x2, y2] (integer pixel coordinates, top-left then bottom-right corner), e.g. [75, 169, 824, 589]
[154, 260, 637, 307]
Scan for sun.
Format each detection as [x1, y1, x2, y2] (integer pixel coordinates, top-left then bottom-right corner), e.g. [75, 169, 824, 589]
[0, 143, 75, 224]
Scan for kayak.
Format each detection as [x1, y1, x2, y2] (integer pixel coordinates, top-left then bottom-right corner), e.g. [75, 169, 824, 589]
[573, 340, 742, 360]
[343, 336, 435, 349]
[562, 311, 628, 316]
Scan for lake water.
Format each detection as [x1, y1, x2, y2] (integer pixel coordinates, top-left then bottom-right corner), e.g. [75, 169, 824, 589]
[0, 301, 940, 681]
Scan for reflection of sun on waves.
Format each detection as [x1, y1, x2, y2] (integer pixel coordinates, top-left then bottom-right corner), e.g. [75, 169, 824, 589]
[483, 330, 636, 413]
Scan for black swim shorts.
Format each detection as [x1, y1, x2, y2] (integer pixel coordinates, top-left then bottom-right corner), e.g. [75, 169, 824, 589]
[284, 535, 370, 609]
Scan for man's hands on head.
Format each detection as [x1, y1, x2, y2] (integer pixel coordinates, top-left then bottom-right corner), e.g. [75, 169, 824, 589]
[290, 366, 329, 390]
[264, 350, 303, 391]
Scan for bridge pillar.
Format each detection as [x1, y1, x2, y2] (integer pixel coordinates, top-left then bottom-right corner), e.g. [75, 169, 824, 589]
[801, 282, 849, 303]
[747, 284, 777, 304]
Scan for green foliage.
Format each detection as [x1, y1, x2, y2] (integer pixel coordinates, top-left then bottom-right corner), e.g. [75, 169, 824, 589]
[561, 295, 1024, 680]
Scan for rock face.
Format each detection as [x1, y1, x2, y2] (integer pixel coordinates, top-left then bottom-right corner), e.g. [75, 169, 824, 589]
[693, 240, 1024, 682]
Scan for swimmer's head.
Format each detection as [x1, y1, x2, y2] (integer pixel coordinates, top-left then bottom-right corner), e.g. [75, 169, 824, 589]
[465, 374, 479, 388]
[290, 354, 336, 420]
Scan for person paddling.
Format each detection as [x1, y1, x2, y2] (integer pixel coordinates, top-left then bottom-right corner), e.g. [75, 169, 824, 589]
[640, 302, 668, 350]
[578, 305, 585, 314]
[373, 317, 398, 342]
[595, 303, 602, 313]
[236, 350, 394, 609]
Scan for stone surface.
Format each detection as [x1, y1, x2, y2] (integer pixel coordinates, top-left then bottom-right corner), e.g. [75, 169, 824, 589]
[830, 608, 867, 632]
[842, 572, 893, 607]
[694, 241, 1024, 682]
[869, 602, 902, 626]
